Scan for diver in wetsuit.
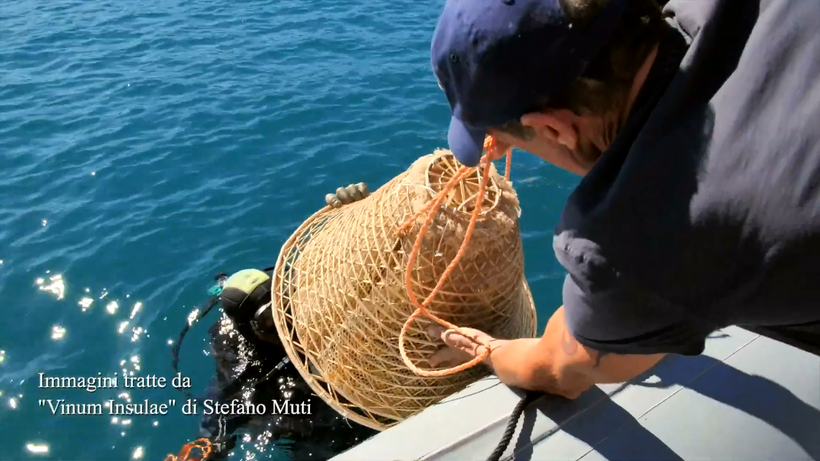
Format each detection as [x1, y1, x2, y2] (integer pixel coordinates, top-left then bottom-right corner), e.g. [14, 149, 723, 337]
[196, 183, 375, 460]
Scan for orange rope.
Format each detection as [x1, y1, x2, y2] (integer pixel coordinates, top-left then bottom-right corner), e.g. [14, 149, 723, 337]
[398, 136, 512, 377]
[165, 438, 213, 461]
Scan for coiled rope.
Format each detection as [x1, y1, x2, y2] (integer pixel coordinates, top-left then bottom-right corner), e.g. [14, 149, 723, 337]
[397, 135, 512, 376]
[486, 390, 540, 461]
[165, 438, 212, 461]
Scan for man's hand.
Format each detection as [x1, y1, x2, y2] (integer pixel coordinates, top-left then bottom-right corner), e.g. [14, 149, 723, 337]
[427, 326, 505, 368]
[325, 182, 369, 208]
[425, 307, 666, 399]
[426, 324, 588, 399]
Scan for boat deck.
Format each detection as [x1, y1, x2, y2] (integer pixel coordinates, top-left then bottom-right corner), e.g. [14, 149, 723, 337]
[330, 326, 820, 460]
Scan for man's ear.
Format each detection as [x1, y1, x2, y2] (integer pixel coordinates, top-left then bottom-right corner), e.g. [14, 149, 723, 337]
[521, 110, 578, 151]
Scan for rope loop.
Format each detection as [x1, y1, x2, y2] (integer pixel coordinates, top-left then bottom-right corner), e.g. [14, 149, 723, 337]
[399, 136, 512, 377]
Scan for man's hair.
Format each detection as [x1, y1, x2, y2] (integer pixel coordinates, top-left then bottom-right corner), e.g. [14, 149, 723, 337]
[496, 0, 665, 140]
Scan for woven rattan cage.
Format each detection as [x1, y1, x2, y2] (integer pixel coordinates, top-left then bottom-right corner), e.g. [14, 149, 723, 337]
[270, 149, 537, 431]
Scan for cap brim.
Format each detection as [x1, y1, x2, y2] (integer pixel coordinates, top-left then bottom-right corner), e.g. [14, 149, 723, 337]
[447, 117, 485, 168]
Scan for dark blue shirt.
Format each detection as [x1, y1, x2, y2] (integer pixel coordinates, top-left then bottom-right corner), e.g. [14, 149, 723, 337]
[557, 0, 820, 356]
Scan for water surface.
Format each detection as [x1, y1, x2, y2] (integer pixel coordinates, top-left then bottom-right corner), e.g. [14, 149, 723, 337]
[0, 0, 579, 459]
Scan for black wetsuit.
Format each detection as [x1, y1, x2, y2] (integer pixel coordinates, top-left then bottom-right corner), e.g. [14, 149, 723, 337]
[198, 312, 377, 460]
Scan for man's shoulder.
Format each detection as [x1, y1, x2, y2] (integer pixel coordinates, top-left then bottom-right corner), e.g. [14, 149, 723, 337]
[558, 0, 820, 303]
[552, 232, 616, 292]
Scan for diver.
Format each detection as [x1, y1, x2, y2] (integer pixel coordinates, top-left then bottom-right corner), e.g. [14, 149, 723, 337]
[172, 183, 376, 461]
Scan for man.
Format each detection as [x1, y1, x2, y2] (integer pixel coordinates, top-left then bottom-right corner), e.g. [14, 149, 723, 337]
[180, 263, 376, 459]
[426, 0, 820, 399]
[195, 308, 376, 459]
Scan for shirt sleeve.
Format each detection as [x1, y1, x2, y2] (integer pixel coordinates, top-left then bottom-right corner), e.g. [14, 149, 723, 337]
[562, 273, 710, 356]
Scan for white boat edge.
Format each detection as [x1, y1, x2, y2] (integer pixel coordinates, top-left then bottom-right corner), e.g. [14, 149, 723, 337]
[329, 325, 820, 461]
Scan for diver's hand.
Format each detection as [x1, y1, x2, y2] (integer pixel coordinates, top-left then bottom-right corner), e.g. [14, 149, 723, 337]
[325, 182, 369, 208]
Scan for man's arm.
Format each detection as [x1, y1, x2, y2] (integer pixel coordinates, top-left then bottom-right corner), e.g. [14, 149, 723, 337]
[428, 257, 715, 398]
[484, 306, 666, 398]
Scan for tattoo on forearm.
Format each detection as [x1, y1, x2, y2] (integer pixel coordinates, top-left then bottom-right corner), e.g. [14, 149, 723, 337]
[561, 330, 578, 356]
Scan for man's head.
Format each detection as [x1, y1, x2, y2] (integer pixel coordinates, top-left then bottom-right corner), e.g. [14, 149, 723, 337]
[431, 0, 664, 174]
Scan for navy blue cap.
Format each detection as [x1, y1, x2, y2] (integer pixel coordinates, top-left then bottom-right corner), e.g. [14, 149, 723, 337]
[431, 0, 628, 167]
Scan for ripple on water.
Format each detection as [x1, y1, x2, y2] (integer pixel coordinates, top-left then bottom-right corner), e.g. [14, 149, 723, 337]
[0, 0, 577, 458]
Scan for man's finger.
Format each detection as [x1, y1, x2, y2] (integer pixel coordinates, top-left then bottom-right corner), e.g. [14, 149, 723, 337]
[428, 346, 471, 368]
[427, 326, 475, 355]
[442, 330, 492, 358]
[336, 186, 352, 204]
[326, 193, 342, 208]
[427, 326, 470, 349]
[355, 182, 369, 197]
[440, 329, 471, 349]
[427, 326, 491, 354]
[346, 184, 364, 201]
[427, 326, 446, 340]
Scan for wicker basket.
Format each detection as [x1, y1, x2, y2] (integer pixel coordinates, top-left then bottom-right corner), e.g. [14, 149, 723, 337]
[270, 149, 537, 430]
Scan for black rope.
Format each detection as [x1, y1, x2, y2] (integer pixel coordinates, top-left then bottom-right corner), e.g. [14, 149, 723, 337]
[486, 390, 540, 461]
[170, 295, 221, 399]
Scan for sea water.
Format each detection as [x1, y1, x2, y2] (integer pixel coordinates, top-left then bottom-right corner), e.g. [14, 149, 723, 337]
[0, 0, 578, 459]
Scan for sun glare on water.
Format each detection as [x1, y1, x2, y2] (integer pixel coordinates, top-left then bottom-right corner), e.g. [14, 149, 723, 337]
[17, 270, 167, 460]
[25, 443, 49, 455]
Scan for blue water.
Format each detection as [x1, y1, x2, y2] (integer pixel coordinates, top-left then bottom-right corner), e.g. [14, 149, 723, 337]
[0, 0, 579, 459]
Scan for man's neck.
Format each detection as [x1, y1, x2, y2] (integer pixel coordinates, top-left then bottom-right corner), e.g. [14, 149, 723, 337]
[591, 43, 660, 155]
[621, 43, 660, 125]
